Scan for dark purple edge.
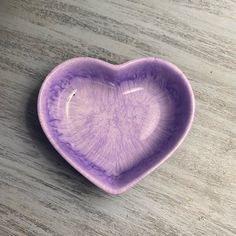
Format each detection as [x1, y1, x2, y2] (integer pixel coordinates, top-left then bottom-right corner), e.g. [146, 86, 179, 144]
[37, 57, 195, 195]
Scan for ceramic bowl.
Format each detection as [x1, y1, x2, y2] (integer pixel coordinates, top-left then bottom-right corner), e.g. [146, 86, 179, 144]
[38, 57, 195, 194]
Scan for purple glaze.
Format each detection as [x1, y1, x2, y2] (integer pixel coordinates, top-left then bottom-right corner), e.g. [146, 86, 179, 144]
[38, 57, 195, 194]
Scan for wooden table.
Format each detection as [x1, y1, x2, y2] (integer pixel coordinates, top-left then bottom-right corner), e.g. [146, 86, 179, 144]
[0, 0, 235, 235]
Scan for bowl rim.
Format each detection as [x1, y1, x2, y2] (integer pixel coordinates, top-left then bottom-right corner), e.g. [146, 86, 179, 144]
[37, 57, 195, 195]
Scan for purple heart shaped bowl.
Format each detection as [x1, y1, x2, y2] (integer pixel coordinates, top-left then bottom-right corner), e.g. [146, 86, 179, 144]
[38, 57, 195, 194]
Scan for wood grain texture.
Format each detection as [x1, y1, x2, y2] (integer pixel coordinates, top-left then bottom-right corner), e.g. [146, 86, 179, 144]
[0, 0, 236, 235]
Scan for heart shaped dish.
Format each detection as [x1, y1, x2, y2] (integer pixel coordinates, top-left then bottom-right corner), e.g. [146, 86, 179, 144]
[38, 57, 195, 194]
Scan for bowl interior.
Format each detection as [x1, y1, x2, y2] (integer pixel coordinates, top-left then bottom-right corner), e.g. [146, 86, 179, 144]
[38, 58, 194, 193]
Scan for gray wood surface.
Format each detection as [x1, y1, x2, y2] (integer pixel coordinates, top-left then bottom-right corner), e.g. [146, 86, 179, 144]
[0, 0, 236, 235]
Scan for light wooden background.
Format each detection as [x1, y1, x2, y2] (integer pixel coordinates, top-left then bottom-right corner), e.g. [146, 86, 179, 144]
[0, 0, 236, 235]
